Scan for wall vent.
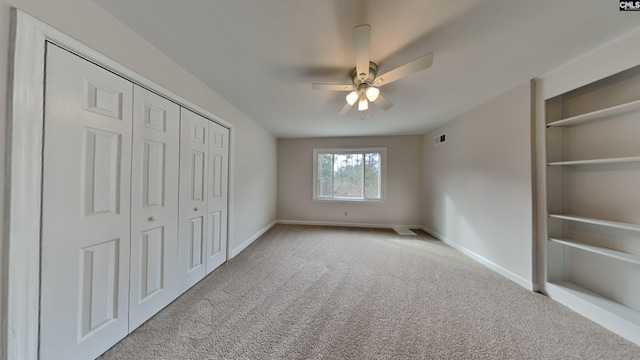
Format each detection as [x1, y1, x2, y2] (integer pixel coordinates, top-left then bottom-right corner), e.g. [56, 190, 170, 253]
[434, 133, 446, 145]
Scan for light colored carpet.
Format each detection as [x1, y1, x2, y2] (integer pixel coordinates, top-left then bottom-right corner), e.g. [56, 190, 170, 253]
[100, 225, 640, 359]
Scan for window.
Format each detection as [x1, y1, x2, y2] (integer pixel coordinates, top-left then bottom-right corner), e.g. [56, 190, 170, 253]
[313, 147, 386, 201]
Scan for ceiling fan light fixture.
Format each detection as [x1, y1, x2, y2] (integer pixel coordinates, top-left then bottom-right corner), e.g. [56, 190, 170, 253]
[365, 86, 380, 102]
[346, 91, 359, 106]
[358, 97, 369, 111]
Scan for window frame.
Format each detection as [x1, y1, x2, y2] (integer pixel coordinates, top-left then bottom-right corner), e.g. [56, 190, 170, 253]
[312, 147, 387, 202]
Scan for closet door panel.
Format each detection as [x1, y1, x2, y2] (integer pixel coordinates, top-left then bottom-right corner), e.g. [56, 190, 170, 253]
[40, 44, 133, 360]
[178, 109, 209, 291]
[207, 122, 229, 273]
[129, 85, 180, 331]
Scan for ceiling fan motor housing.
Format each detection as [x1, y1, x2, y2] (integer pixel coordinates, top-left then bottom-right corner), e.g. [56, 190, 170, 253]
[352, 62, 378, 87]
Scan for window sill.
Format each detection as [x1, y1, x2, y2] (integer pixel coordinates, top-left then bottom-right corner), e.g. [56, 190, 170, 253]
[312, 198, 386, 203]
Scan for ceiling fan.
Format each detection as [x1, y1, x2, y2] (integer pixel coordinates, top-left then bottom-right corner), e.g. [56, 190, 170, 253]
[312, 24, 434, 115]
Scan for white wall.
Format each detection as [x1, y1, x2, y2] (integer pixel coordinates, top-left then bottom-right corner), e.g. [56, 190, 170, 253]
[278, 136, 423, 227]
[231, 120, 277, 252]
[422, 81, 534, 288]
[0, 0, 277, 353]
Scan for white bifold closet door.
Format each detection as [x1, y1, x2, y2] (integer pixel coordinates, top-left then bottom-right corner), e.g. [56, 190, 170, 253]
[178, 109, 229, 291]
[40, 42, 229, 360]
[178, 109, 209, 291]
[128, 85, 180, 331]
[41, 44, 133, 360]
[206, 121, 229, 272]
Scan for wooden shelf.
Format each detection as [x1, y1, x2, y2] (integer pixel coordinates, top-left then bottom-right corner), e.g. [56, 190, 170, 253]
[546, 281, 640, 327]
[547, 156, 640, 166]
[547, 99, 640, 127]
[548, 214, 640, 232]
[549, 238, 640, 266]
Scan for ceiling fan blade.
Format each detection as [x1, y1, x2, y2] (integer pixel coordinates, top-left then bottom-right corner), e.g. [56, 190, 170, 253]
[353, 24, 371, 81]
[311, 83, 355, 91]
[375, 52, 434, 87]
[338, 102, 353, 116]
[373, 94, 393, 111]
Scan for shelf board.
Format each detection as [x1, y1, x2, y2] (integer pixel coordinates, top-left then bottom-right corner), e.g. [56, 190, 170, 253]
[548, 214, 640, 232]
[546, 281, 640, 329]
[549, 238, 640, 266]
[547, 156, 640, 166]
[547, 99, 640, 127]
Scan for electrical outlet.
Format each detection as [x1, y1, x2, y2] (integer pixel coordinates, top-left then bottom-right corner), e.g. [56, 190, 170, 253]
[344, 211, 348, 217]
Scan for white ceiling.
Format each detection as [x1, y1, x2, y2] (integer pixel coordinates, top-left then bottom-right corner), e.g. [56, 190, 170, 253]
[94, 0, 640, 138]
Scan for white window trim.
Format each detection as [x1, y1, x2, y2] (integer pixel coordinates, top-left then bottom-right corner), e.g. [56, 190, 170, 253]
[312, 147, 387, 202]
[6, 10, 236, 359]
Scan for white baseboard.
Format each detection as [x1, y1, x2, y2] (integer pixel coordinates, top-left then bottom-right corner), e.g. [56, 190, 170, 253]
[277, 219, 423, 230]
[421, 226, 534, 291]
[230, 220, 277, 258]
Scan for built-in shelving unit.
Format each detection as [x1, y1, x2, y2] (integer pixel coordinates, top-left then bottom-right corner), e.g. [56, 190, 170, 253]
[549, 238, 640, 266]
[543, 64, 640, 345]
[547, 214, 640, 232]
[545, 281, 640, 328]
[547, 156, 640, 166]
[546, 98, 640, 127]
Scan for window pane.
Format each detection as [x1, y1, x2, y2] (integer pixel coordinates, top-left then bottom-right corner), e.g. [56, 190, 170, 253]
[317, 153, 333, 197]
[364, 153, 381, 199]
[333, 153, 363, 198]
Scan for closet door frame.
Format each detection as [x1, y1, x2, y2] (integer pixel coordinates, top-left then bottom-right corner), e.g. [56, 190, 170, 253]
[6, 10, 234, 360]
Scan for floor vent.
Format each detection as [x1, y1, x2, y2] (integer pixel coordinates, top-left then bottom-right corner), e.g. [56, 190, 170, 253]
[393, 226, 417, 236]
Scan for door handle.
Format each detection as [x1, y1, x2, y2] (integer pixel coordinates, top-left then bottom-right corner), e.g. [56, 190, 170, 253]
[148, 216, 156, 221]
